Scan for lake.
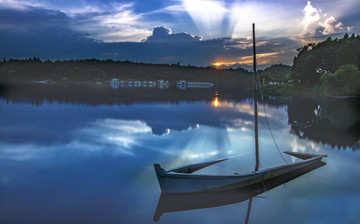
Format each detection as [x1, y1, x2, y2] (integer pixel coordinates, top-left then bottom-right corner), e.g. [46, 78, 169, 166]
[0, 87, 359, 224]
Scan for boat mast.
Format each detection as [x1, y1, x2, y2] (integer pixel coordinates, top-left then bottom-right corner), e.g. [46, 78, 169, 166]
[245, 23, 260, 224]
[245, 24, 260, 224]
[253, 23, 260, 172]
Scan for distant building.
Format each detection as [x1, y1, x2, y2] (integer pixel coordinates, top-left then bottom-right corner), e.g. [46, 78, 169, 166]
[187, 82, 214, 88]
[176, 80, 187, 90]
[110, 78, 120, 84]
[176, 80, 214, 89]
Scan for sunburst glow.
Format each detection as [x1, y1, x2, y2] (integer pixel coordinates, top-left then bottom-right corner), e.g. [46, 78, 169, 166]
[212, 62, 222, 67]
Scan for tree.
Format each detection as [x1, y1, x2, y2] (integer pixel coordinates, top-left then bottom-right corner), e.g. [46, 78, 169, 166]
[292, 35, 360, 85]
[336, 41, 357, 67]
[320, 64, 360, 95]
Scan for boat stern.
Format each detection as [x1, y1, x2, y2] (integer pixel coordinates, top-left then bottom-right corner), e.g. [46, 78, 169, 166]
[284, 151, 327, 160]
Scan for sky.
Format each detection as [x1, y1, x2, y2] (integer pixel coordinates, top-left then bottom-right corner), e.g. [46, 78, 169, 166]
[0, 0, 359, 68]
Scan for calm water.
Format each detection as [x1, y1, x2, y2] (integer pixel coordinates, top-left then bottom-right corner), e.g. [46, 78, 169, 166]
[0, 94, 359, 224]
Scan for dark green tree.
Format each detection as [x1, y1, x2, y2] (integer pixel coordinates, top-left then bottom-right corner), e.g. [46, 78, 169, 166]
[292, 34, 360, 85]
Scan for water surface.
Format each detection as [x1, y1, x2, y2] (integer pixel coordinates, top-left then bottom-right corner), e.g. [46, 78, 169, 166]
[0, 94, 359, 223]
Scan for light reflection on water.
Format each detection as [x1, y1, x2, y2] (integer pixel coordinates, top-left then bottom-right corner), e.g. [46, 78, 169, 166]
[0, 97, 359, 223]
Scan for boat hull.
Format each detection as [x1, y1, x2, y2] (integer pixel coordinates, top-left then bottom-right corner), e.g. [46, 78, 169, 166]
[153, 161, 326, 221]
[154, 156, 325, 193]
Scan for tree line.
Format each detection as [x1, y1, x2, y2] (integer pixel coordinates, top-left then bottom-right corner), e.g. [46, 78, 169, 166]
[0, 58, 253, 93]
[291, 33, 360, 95]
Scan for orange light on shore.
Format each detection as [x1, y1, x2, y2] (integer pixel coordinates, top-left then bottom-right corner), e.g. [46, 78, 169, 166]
[212, 97, 220, 107]
[211, 51, 282, 68]
[212, 62, 222, 67]
[212, 61, 238, 68]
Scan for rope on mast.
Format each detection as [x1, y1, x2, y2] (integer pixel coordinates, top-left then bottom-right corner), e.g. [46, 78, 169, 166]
[253, 23, 288, 165]
[256, 66, 289, 165]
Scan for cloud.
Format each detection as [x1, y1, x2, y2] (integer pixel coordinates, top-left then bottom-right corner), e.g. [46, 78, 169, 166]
[0, 4, 298, 67]
[143, 26, 201, 42]
[301, 1, 321, 36]
[77, 3, 152, 42]
[0, 27, 297, 68]
[0, 0, 43, 10]
[0, 6, 71, 30]
[0, 0, 152, 42]
[319, 16, 352, 35]
[298, 1, 354, 43]
[73, 119, 153, 155]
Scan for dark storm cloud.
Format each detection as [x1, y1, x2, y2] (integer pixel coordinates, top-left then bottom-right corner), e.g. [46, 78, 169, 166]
[0, 7, 95, 59]
[0, 7, 71, 29]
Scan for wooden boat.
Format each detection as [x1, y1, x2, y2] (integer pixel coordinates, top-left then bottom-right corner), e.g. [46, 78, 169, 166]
[153, 151, 326, 194]
[153, 23, 327, 195]
[153, 160, 326, 221]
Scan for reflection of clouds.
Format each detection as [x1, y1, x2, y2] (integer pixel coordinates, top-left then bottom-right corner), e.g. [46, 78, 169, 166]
[222, 118, 253, 132]
[182, 151, 219, 160]
[3, 99, 360, 223]
[106, 136, 136, 148]
[0, 99, 290, 162]
[289, 134, 323, 162]
[290, 138, 306, 154]
[0, 143, 41, 160]
[216, 100, 250, 111]
[290, 136, 321, 153]
[92, 119, 152, 134]
[0, 119, 153, 160]
[74, 119, 152, 155]
[216, 99, 271, 118]
[0, 117, 196, 161]
[216, 99, 288, 134]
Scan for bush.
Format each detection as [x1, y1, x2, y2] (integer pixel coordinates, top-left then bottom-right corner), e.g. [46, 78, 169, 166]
[320, 64, 360, 95]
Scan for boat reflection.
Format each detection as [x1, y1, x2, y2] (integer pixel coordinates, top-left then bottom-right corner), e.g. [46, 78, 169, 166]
[153, 161, 326, 222]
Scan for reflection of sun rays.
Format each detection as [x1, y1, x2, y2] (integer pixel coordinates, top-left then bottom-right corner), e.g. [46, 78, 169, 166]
[168, 126, 231, 167]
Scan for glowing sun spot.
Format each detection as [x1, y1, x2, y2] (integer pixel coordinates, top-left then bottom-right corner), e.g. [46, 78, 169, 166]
[213, 62, 222, 67]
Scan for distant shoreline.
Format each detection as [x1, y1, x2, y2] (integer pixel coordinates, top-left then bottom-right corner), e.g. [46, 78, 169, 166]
[1, 58, 358, 97]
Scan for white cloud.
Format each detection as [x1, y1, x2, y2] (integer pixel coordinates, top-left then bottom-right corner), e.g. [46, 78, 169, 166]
[0, 0, 152, 42]
[320, 16, 349, 35]
[0, 0, 42, 10]
[1, 0, 359, 43]
[143, 26, 201, 42]
[70, 3, 152, 42]
[301, 1, 321, 36]
[95, 5, 140, 25]
[297, 1, 353, 43]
